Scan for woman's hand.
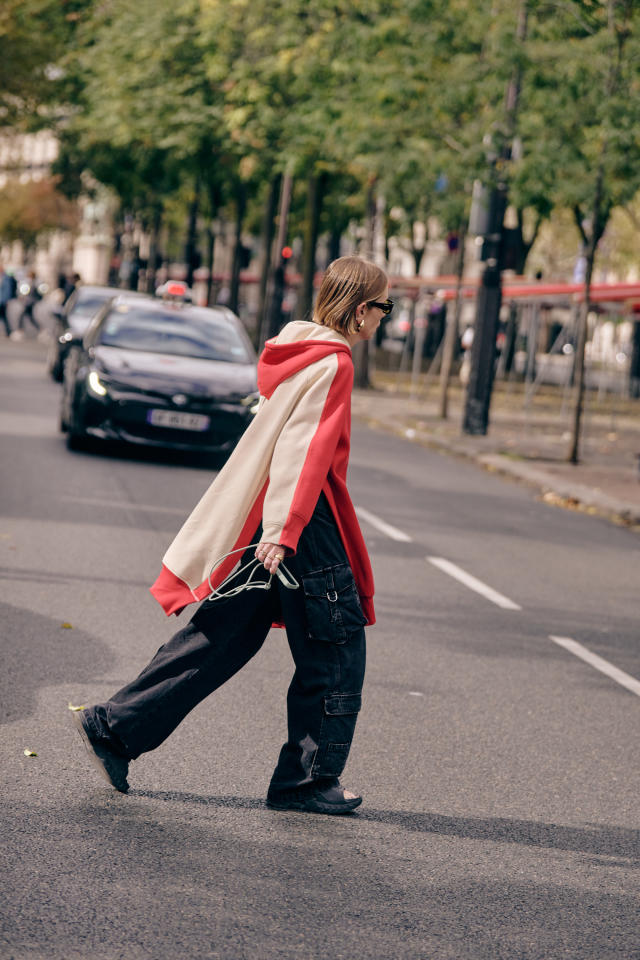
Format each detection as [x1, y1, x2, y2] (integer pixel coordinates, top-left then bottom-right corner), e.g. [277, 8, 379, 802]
[255, 541, 286, 574]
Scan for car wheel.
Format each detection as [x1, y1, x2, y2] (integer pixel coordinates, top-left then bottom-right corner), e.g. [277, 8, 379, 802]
[65, 407, 87, 450]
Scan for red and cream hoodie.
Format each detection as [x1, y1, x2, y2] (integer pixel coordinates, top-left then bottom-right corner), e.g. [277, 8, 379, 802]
[150, 320, 375, 624]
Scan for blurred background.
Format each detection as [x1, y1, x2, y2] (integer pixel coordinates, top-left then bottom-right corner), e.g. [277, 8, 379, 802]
[2, 0, 640, 422]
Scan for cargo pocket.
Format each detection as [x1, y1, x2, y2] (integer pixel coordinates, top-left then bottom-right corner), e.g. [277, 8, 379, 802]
[301, 563, 366, 643]
[312, 694, 362, 778]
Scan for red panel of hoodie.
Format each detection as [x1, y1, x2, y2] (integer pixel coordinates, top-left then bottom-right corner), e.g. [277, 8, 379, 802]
[150, 330, 375, 626]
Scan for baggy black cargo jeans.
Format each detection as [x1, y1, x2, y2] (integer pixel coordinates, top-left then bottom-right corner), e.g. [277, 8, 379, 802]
[82, 493, 367, 791]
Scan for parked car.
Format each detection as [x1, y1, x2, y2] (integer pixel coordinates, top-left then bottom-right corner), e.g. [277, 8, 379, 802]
[47, 285, 126, 381]
[60, 293, 259, 454]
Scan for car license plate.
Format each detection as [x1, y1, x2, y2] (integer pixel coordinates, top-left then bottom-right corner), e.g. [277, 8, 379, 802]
[147, 409, 210, 431]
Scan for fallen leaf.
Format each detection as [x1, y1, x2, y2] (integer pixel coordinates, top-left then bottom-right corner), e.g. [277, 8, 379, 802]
[23, 749, 37, 757]
[61, 622, 73, 629]
[67, 702, 86, 712]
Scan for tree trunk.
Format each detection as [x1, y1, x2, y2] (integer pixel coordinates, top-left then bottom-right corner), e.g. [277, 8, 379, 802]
[255, 175, 281, 349]
[438, 222, 466, 419]
[229, 182, 247, 316]
[567, 105, 611, 464]
[145, 205, 162, 294]
[205, 225, 215, 306]
[297, 171, 327, 321]
[185, 178, 200, 288]
[328, 227, 341, 263]
[353, 341, 370, 390]
[567, 251, 594, 464]
[363, 179, 376, 259]
[500, 301, 518, 376]
[412, 243, 424, 276]
[264, 169, 293, 344]
[205, 181, 220, 307]
[354, 180, 380, 390]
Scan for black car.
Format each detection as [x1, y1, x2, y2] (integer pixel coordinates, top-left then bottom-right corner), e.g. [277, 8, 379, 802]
[47, 285, 126, 381]
[60, 294, 259, 454]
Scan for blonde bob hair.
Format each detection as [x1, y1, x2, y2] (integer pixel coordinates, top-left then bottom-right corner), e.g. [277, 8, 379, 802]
[314, 256, 388, 337]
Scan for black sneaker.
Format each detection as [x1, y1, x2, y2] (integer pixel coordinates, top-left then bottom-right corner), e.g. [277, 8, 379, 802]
[71, 710, 129, 793]
[266, 779, 362, 815]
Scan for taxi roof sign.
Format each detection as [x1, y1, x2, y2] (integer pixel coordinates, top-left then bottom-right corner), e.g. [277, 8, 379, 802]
[156, 279, 192, 303]
[166, 280, 188, 297]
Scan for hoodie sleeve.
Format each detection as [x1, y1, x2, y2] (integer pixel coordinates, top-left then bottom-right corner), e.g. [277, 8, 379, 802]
[261, 350, 352, 551]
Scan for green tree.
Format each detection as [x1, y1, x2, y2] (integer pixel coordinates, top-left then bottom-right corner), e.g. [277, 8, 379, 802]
[520, 0, 640, 461]
[0, 176, 77, 248]
[0, 0, 94, 127]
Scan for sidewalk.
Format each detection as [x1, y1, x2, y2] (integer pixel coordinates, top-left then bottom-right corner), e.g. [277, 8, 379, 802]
[352, 373, 640, 532]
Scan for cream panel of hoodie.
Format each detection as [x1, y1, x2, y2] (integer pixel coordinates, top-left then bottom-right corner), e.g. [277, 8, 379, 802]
[161, 331, 342, 596]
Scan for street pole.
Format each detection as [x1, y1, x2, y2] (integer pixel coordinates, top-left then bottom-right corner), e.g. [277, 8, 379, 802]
[462, 0, 528, 436]
[462, 183, 507, 434]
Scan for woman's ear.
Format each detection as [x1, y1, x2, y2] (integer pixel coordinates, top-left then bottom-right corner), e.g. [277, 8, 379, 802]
[356, 301, 367, 317]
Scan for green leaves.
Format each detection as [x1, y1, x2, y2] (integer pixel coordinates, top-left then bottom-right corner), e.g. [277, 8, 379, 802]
[7, 0, 640, 281]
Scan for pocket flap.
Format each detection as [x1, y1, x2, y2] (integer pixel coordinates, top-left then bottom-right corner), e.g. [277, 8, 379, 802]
[324, 693, 362, 716]
[302, 563, 357, 600]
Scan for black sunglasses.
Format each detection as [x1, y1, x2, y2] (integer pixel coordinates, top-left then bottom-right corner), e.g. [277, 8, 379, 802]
[368, 298, 394, 315]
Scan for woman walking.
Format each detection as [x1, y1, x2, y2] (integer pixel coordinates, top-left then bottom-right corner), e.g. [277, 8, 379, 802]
[72, 256, 393, 815]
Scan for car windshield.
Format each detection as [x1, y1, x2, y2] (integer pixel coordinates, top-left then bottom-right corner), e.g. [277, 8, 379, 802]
[97, 306, 253, 363]
[71, 292, 115, 318]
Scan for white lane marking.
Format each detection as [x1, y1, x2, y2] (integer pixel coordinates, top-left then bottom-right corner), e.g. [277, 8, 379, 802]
[427, 557, 522, 610]
[550, 635, 640, 697]
[355, 506, 412, 542]
[61, 495, 185, 516]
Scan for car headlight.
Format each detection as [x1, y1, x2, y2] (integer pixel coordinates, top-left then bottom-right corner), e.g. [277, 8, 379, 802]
[88, 371, 108, 397]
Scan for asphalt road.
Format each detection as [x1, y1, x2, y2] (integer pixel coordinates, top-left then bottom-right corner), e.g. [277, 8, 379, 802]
[1, 334, 639, 960]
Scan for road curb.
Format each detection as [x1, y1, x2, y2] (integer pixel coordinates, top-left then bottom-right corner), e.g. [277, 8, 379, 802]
[477, 454, 640, 527]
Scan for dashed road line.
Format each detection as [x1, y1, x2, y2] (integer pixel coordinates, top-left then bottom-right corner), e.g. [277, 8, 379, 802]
[549, 635, 640, 697]
[355, 506, 413, 542]
[357, 511, 638, 694]
[427, 557, 522, 610]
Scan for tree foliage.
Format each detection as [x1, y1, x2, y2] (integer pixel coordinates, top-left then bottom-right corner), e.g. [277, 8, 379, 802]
[0, 0, 92, 127]
[6, 0, 640, 295]
[0, 177, 77, 246]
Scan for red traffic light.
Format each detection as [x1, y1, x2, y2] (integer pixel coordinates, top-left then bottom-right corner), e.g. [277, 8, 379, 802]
[281, 246, 293, 260]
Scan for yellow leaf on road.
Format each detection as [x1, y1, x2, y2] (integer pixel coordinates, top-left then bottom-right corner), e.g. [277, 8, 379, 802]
[23, 749, 37, 757]
[61, 622, 73, 629]
[68, 702, 86, 712]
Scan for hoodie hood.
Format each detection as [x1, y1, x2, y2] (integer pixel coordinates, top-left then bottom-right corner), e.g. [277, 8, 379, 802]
[258, 321, 351, 399]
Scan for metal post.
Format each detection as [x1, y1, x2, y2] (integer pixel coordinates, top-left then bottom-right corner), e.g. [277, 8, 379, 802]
[462, 0, 528, 436]
[462, 253, 503, 434]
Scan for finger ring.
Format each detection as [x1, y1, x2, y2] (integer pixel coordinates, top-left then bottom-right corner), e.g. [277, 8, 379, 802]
[275, 553, 284, 560]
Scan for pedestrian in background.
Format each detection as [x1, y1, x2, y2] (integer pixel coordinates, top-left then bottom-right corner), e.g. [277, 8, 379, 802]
[72, 256, 394, 815]
[0, 263, 17, 337]
[15, 270, 42, 337]
[62, 272, 81, 305]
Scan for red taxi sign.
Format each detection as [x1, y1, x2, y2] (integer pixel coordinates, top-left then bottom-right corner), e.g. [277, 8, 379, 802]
[166, 280, 188, 298]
